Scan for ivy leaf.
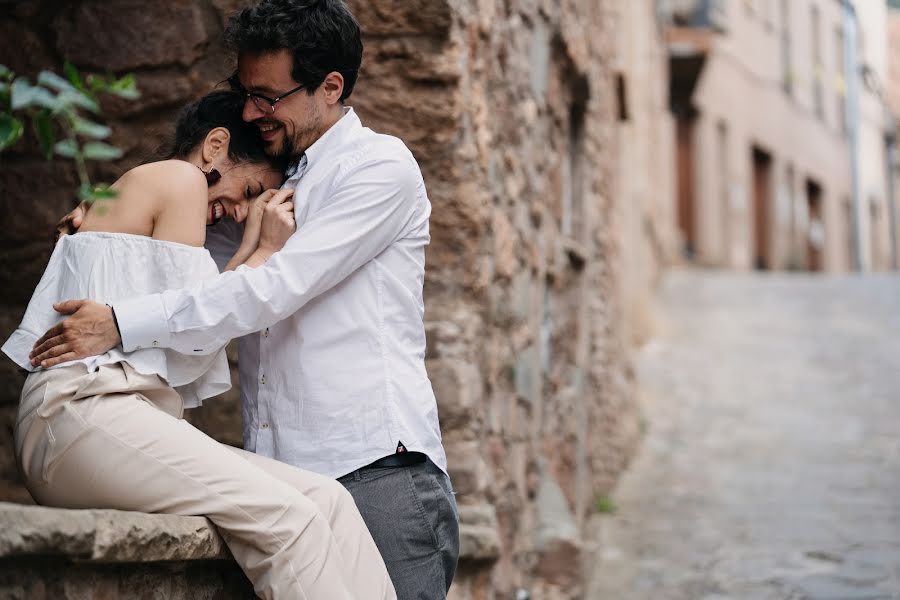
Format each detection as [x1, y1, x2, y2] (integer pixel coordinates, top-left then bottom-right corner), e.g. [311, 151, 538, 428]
[10, 81, 59, 110]
[106, 73, 140, 100]
[73, 116, 111, 140]
[54, 139, 79, 158]
[32, 109, 54, 159]
[63, 62, 86, 93]
[37, 70, 76, 94]
[83, 141, 122, 161]
[56, 89, 99, 113]
[0, 114, 24, 151]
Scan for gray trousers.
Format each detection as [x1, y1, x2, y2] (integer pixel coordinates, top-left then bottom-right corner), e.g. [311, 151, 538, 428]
[339, 458, 459, 599]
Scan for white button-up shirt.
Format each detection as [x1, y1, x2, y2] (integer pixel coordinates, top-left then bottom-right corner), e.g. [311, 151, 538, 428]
[113, 108, 447, 479]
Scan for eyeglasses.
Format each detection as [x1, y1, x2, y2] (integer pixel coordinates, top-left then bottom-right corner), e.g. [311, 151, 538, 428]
[228, 75, 307, 114]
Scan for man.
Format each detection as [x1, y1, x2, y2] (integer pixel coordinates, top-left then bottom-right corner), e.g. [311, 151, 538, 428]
[32, 1, 459, 597]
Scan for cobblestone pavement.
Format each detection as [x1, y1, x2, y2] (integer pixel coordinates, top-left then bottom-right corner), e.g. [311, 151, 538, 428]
[588, 270, 900, 600]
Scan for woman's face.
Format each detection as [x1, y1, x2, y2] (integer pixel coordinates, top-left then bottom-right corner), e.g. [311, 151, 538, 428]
[207, 161, 285, 225]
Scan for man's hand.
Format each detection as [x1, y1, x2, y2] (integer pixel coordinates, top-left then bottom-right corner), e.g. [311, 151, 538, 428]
[55, 202, 89, 241]
[29, 300, 121, 368]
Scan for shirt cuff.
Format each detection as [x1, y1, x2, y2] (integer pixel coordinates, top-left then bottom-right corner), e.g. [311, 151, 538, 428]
[111, 294, 171, 352]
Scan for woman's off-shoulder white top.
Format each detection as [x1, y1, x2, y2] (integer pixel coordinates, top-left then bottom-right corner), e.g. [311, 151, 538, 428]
[2, 232, 230, 408]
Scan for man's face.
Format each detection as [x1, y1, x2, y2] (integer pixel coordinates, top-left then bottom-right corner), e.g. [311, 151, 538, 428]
[236, 49, 324, 161]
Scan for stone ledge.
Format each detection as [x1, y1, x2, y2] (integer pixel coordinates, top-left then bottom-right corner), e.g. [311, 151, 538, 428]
[2, 499, 504, 565]
[0, 502, 231, 563]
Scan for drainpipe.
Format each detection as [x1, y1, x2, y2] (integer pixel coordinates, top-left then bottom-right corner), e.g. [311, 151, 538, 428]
[887, 128, 898, 269]
[843, 0, 863, 271]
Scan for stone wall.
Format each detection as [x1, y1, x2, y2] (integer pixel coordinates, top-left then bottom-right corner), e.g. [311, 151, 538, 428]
[0, 1, 648, 598]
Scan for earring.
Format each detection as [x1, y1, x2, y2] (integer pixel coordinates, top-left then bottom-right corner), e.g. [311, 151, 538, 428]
[199, 164, 221, 186]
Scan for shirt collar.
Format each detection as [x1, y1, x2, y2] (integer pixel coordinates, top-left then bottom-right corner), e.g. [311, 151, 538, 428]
[304, 106, 358, 169]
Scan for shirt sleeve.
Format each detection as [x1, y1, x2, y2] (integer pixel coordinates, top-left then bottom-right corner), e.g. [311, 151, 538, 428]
[113, 151, 422, 355]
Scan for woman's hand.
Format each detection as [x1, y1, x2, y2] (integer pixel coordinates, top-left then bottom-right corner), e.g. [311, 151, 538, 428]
[246, 189, 296, 267]
[55, 202, 90, 241]
[224, 188, 293, 271]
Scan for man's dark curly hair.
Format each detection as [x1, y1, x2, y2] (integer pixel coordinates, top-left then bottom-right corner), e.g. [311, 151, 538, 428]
[224, 0, 363, 103]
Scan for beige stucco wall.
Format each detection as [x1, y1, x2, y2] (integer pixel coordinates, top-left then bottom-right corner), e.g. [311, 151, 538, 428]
[687, 0, 889, 272]
[615, 2, 678, 345]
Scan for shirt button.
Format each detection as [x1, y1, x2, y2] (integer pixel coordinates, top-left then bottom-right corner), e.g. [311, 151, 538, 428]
[260, 374, 267, 385]
[261, 423, 269, 429]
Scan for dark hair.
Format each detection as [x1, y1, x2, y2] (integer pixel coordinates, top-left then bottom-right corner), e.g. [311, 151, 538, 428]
[167, 90, 286, 172]
[224, 0, 363, 103]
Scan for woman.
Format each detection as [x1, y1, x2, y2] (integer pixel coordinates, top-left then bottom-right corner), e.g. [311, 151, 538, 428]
[1, 91, 396, 600]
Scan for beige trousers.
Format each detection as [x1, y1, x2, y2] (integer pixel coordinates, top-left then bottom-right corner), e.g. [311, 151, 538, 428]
[14, 362, 396, 600]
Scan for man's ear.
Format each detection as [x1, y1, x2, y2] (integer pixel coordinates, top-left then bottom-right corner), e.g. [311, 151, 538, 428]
[321, 71, 345, 106]
[202, 127, 231, 164]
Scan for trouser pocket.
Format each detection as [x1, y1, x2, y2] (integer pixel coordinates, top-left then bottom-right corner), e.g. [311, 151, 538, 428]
[23, 402, 91, 485]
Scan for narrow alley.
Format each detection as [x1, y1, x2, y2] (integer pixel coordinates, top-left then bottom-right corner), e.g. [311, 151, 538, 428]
[589, 270, 900, 599]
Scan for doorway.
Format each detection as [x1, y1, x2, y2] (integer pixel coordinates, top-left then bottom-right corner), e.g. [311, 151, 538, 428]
[806, 179, 824, 271]
[751, 147, 773, 269]
[676, 114, 697, 258]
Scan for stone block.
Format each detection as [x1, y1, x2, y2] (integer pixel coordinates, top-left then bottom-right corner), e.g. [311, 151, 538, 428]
[458, 503, 501, 562]
[348, 0, 453, 38]
[0, 162, 79, 244]
[533, 471, 584, 589]
[428, 357, 483, 437]
[102, 70, 196, 118]
[0, 503, 230, 562]
[54, 1, 209, 71]
[445, 440, 490, 499]
[0, 20, 54, 75]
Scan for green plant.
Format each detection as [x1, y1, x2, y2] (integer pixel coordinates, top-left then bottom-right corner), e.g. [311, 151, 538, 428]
[0, 62, 139, 204]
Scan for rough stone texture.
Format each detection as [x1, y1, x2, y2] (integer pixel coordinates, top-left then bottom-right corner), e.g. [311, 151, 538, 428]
[0, 1, 672, 598]
[0, 503, 230, 562]
[0, 502, 254, 599]
[589, 271, 900, 599]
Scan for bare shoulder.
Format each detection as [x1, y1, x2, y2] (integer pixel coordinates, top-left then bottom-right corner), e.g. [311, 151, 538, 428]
[118, 160, 207, 199]
[79, 160, 207, 245]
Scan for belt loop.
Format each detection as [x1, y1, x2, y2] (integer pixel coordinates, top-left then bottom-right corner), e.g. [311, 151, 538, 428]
[353, 469, 362, 482]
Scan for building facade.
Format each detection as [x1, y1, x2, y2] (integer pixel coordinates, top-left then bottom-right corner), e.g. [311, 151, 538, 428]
[668, 0, 894, 272]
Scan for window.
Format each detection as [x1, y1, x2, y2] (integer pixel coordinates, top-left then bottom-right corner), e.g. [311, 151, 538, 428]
[811, 5, 824, 121]
[780, 0, 792, 94]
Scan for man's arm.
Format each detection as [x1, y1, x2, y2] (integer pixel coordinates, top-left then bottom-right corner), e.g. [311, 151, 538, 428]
[31, 151, 422, 366]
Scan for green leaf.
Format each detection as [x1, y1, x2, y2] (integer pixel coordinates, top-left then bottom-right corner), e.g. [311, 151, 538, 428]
[32, 110, 54, 159]
[82, 141, 122, 161]
[78, 182, 94, 202]
[88, 184, 117, 200]
[56, 89, 99, 113]
[0, 114, 24, 151]
[0, 64, 12, 82]
[63, 62, 85, 92]
[72, 116, 110, 140]
[10, 81, 59, 110]
[107, 73, 140, 100]
[37, 70, 76, 94]
[54, 138, 79, 158]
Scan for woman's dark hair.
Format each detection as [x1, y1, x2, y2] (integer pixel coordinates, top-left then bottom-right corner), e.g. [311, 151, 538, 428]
[223, 0, 363, 103]
[167, 90, 287, 172]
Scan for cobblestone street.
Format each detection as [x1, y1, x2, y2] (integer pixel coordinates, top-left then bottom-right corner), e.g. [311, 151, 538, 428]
[588, 270, 900, 600]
